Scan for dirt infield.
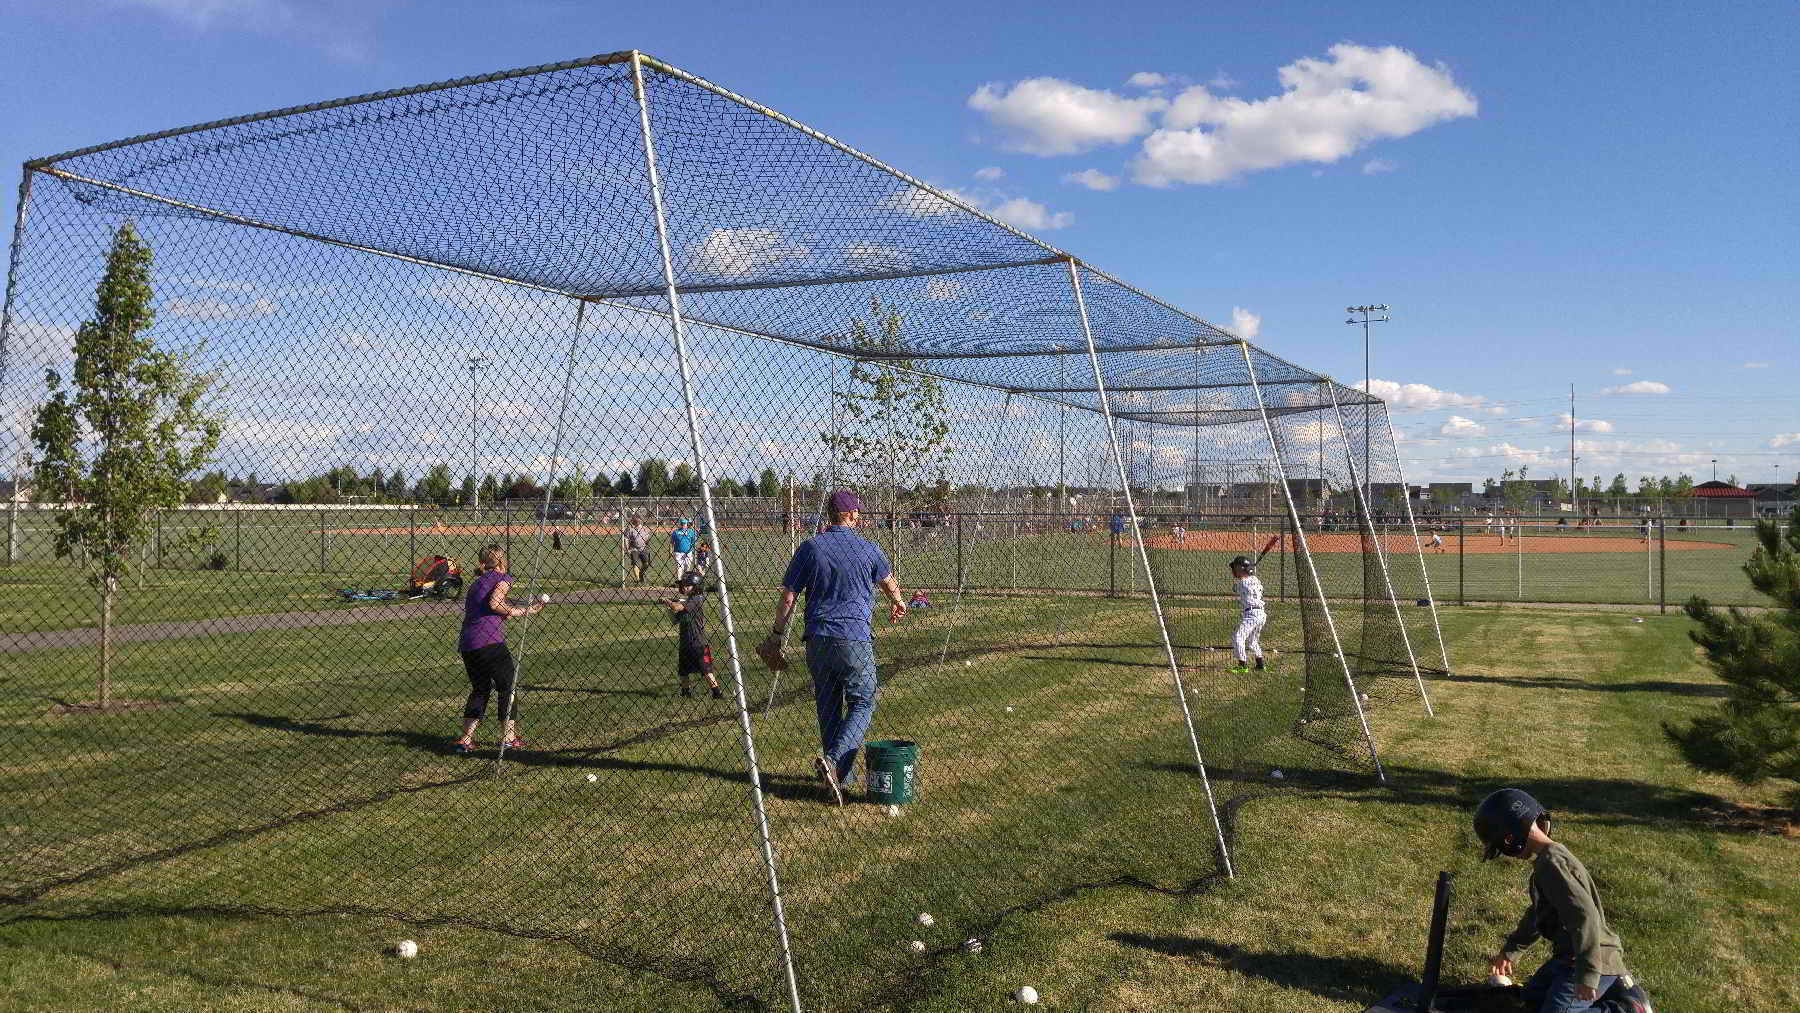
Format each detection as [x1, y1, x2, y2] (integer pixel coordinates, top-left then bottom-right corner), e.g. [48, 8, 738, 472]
[332, 523, 1735, 555]
[1141, 529, 1734, 555]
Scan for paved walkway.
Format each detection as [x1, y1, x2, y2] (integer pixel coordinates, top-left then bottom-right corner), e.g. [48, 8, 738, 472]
[0, 586, 670, 653]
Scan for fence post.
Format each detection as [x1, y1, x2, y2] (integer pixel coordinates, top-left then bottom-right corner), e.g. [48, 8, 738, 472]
[408, 509, 416, 570]
[1279, 512, 1288, 603]
[1458, 518, 1466, 605]
[318, 508, 327, 572]
[504, 500, 512, 559]
[1658, 517, 1667, 614]
[235, 509, 242, 569]
[7, 494, 18, 565]
[155, 510, 165, 567]
[1108, 526, 1118, 597]
[955, 512, 965, 591]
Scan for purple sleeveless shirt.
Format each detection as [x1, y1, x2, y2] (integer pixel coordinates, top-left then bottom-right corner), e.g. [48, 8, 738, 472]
[459, 569, 510, 652]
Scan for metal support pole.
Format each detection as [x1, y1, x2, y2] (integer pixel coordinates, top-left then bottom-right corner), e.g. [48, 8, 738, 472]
[955, 512, 965, 589]
[236, 509, 243, 569]
[1242, 343, 1385, 783]
[318, 508, 326, 573]
[1328, 386, 1430, 715]
[1069, 257, 1234, 877]
[631, 52, 803, 1013]
[0, 171, 36, 414]
[504, 500, 512, 560]
[1658, 517, 1667, 614]
[1458, 519, 1466, 605]
[1385, 413, 1453, 677]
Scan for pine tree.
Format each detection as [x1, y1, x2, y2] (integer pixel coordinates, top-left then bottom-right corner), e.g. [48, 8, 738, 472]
[1665, 505, 1800, 787]
[820, 296, 951, 512]
[30, 222, 223, 709]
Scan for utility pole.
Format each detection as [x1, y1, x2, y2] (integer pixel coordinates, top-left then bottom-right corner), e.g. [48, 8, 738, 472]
[1346, 305, 1389, 509]
[467, 353, 491, 511]
[1569, 384, 1577, 513]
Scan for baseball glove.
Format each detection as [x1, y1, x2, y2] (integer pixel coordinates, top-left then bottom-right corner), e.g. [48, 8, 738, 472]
[755, 636, 789, 673]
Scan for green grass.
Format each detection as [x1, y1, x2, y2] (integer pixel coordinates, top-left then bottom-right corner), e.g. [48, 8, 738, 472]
[3, 589, 1795, 1010]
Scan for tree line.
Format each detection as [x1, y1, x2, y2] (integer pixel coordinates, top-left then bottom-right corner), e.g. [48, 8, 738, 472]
[188, 461, 797, 506]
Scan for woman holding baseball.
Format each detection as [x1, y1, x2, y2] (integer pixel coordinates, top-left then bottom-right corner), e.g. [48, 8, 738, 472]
[451, 544, 543, 754]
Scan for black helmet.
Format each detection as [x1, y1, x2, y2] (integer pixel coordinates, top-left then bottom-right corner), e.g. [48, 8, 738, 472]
[1228, 555, 1256, 573]
[1473, 788, 1550, 860]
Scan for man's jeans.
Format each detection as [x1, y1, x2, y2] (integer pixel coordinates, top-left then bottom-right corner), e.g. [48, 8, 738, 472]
[1522, 959, 1620, 1013]
[806, 636, 878, 783]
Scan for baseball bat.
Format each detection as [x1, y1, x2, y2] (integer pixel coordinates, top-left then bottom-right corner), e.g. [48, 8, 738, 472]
[1254, 532, 1282, 563]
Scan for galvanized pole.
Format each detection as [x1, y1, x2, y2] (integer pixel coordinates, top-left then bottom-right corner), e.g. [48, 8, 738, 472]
[1070, 257, 1235, 876]
[630, 51, 803, 1013]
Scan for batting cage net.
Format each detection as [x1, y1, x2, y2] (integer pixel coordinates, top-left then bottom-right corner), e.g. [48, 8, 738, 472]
[0, 52, 1446, 1011]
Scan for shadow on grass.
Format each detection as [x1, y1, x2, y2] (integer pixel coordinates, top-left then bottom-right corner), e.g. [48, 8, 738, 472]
[1432, 671, 1730, 698]
[1108, 932, 1410, 1003]
[1146, 759, 1762, 836]
[215, 711, 448, 752]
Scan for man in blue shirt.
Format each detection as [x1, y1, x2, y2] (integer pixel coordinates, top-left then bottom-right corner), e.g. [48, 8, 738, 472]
[766, 490, 907, 805]
[669, 518, 698, 583]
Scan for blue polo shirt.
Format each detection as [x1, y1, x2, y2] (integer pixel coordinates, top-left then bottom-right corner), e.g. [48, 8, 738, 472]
[670, 527, 697, 553]
[782, 525, 892, 642]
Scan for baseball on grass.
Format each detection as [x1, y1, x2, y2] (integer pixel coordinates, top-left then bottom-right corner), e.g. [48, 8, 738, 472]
[585, 773, 598, 782]
[1005, 706, 1014, 713]
[916, 912, 934, 927]
[537, 593, 550, 604]
[960, 937, 983, 954]
[1485, 973, 1513, 987]
[395, 939, 419, 959]
[1014, 985, 1040, 1004]
[909, 939, 926, 953]
[964, 660, 972, 667]
[1270, 769, 1285, 780]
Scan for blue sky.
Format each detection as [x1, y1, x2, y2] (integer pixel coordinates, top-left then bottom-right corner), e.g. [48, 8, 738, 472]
[2, 0, 1795, 487]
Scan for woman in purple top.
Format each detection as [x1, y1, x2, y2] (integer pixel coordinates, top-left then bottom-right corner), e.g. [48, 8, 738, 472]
[452, 544, 543, 754]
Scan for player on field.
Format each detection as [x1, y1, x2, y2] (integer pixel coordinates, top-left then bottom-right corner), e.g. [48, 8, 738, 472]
[1227, 554, 1267, 674]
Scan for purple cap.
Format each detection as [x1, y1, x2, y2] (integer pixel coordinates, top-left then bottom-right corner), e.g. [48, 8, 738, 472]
[828, 489, 865, 514]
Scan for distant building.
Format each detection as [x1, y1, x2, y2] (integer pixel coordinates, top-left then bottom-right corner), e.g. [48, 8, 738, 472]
[0, 479, 31, 504]
[1748, 482, 1797, 517]
[1691, 480, 1759, 518]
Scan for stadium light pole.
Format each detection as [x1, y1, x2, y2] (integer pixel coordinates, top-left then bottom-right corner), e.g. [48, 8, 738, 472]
[1346, 305, 1389, 508]
[466, 353, 491, 510]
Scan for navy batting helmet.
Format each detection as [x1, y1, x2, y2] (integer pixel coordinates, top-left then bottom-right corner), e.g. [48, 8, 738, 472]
[1228, 555, 1256, 574]
[1472, 788, 1550, 860]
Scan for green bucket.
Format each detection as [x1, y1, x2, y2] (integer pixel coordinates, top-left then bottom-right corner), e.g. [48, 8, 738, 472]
[864, 739, 918, 805]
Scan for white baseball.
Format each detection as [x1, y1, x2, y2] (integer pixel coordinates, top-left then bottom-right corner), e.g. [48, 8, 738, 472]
[1485, 973, 1513, 987]
[887, 804, 901, 817]
[585, 774, 598, 782]
[1014, 985, 1040, 1004]
[537, 593, 550, 604]
[964, 660, 972, 667]
[909, 939, 926, 953]
[916, 912, 934, 927]
[395, 939, 418, 959]
[1005, 706, 1013, 713]
[1270, 769, 1285, 780]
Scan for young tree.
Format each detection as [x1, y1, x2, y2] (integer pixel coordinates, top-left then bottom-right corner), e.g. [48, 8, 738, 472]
[458, 475, 477, 506]
[589, 471, 614, 497]
[30, 222, 224, 708]
[758, 467, 780, 498]
[1665, 505, 1800, 789]
[1607, 473, 1629, 496]
[669, 461, 697, 496]
[637, 458, 669, 497]
[820, 296, 952, 512]
[186, 470, 228, 505]
[615, 470, 635, 496]
[415, 463, 452, 504]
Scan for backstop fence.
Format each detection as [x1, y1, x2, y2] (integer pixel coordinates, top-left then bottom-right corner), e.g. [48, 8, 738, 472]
[1, 51, 1447, 1011]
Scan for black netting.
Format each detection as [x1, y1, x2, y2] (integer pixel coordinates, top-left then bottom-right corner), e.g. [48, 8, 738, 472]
[1, 53, 1446, 1012]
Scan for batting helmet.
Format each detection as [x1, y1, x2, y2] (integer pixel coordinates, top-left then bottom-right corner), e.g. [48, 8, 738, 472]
[1472, 788, 1550, 861]
[1227, 555, 1256, 574]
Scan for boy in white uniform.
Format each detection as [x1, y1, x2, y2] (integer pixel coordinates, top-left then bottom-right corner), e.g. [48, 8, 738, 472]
[1228, 554, 1267, 674]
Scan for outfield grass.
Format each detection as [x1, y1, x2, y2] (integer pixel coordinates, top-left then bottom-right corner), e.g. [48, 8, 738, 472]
[3, 594, 1794, 1010]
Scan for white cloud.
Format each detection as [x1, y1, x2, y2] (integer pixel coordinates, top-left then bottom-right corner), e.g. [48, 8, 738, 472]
[1451, 442, 1549, 464]
[1359, 378, 1494, 414]
[844, 241, 911, 273]
[163, 295, 279, 320]
[968, 77, 1168, 156]
[689, 227, 810, 278]
[1062, 168, 1120, 191]
[1741, 361, 1770, 369]
[340, 331, 376, 350]
[987, 197, 1073, 230]
[1609, 367, 1634, 375]
[881, 186, 977, 219]
[1440, 415, 1486, 436]
[1600, 380, 1671, 395]
[1207, 71, 1238, 91]
[1555, 413, 1614, 433]
[109, 0, 293, 31]
[922, 277, 965, 302]
[1771, 434, 1800, 449]
[1362, 158, 1398, 175]
[1229, 306, 1261, 340]
[1126, 72, 1170, 89]
[973, 166, 1005, 181]
[1134, 43, 1477, 186]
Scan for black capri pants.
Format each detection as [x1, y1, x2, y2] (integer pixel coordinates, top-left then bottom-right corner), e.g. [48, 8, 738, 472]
[461, 642, 519, 721]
